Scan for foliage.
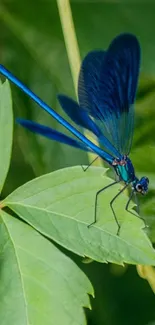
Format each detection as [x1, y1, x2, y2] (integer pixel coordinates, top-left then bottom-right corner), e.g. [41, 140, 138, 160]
[0, 1, 155, 325]
[2, 166, 155, 265]
[0, 81, 93, 325]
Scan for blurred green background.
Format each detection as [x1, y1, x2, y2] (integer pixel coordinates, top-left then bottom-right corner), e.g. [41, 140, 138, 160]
[0, 1, 155, 324]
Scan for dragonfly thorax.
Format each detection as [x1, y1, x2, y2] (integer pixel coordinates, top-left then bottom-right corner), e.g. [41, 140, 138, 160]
[113, 156, 136, 183]
[113, 156, 149, 195]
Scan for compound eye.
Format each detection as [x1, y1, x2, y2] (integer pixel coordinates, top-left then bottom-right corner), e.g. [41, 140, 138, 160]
[136, 184, 143, 192]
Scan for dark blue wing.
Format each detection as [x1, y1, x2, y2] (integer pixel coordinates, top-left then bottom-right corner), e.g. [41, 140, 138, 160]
[0, 65, 114, 164]
[58, 94, 100, 136]
[58, 94, 121, 159]
[78, 33, 140, 155]
[16, 119, 91, 152]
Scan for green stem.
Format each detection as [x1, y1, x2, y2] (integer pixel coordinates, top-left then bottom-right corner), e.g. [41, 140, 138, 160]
[57, 0, 103, 167]
[57, 0, 81, 95]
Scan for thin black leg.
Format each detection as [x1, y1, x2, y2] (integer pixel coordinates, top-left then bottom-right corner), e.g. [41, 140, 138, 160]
[81, 156, 98, 172]
[125, 189, 134, 212]
[125, 190, 140, 216]
[134, 192, 139, 215]
[88, 180, 119, 228]
[125, 191, 147, 228]
[134, 193, 148, 228]
[110, 183, 129, 235]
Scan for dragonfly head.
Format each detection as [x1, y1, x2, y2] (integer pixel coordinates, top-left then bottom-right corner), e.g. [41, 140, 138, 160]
[135, 177, 149, 195]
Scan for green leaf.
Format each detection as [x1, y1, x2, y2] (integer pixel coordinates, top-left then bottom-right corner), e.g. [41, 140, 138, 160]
[0, 2, 83, 180]
[0, 80, 13, 193]
[137, 77, 155, 101]
[0, 209, 93, 325]
[141, 198, 155, 244]
[3, 166, 155, 265]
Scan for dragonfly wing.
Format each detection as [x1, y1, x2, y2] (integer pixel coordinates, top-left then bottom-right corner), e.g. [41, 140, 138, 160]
[58, 94, 100, 136]
[17, 119, 114, 164]
[16, 119, 91, 152]
[78, 33, 140, 155]
[58, 94, 121, 159]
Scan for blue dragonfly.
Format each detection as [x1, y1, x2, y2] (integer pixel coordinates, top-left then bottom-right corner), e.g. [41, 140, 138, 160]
[0, 33, 149, 234]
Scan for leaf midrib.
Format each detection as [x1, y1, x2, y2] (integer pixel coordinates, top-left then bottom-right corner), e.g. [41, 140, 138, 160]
[5, 202, 154, 261]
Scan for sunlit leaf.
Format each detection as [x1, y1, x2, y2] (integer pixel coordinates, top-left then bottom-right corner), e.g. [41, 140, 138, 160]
[0, 80, 13, 193]
[3, 166, 155, 265]
[0, 209, 93, 325]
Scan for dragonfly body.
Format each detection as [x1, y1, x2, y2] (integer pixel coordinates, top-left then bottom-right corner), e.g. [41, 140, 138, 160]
[113, 156, 136, 183]
[0, 33, 149, 234]
[112, 155, 148, 192]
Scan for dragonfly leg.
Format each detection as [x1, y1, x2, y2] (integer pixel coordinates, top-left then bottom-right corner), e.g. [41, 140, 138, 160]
[110, 183, 129, 235]
[81, 156, 98, 172]
[125, 189, 134, 212]
[126, 191, 148, 228]
[133, 192, 140, 215]
[88, 180, 119, 228]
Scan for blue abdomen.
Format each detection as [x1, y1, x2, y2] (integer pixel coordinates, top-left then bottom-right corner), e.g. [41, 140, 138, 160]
[115, 157, 135, 183]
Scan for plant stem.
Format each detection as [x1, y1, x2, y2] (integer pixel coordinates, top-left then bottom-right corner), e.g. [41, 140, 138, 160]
[57, 0, 103, 167]
[57, 0, 81, 95]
